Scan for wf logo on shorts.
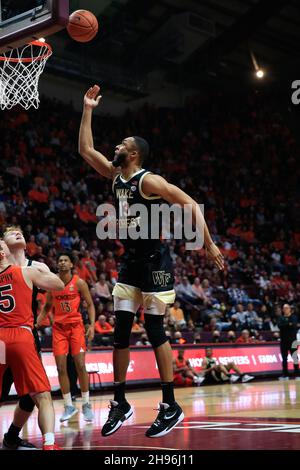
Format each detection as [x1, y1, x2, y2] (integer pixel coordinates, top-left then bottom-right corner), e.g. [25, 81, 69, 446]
[152, 271, 172, 287]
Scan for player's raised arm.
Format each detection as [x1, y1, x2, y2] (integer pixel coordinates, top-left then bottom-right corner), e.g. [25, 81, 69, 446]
[30, 260, 50, 273]
[23, 267, 64, 291]
[142, 174, 224, 270]
[79, 85, 116, 179]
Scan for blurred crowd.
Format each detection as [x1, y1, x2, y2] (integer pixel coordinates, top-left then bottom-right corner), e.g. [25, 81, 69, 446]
[0, 89, 299, 347]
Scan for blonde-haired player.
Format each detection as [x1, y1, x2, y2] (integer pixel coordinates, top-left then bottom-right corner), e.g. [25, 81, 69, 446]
[0, 239, 64, 450]
[1, 226, 52, 450]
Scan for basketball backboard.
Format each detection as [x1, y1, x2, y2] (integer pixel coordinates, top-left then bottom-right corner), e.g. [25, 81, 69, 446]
[0, 0, 69, 53]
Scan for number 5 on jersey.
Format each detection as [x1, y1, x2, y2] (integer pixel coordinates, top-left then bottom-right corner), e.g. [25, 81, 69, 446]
[0, 284, 16, 313]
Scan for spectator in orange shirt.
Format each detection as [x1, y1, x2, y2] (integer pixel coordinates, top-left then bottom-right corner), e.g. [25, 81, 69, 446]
[284, 251, 298, 266]
[56, 225, 66, 237]
[94, 315, 113, 334]
[131, 317, 145, 334]
[272, 240, 285, 250]
[170, 301, 186, 328]
[227, 224, 242, 238]
[75, 203, 97, 224]
[104, 251, 116, 277]
[109, 269, 118, 284]
[28, 188, 49, 203]
[26, 235, 39, 257]
[240, 226, 255, 243]
[277, 274, 294, 298]
[74, 255, 94, 284]
[82, 250, 97, 282]
[236, 329, 256, 344]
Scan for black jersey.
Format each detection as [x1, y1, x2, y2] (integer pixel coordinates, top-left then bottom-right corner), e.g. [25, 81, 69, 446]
[113, 169, 163, 257]
[205, 357, 217, 369]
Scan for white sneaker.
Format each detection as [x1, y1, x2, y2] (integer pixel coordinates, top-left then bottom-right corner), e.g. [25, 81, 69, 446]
[295, 377, 300, 381]
[241, 374, 254, 383]
[220, 373, 229, 382]
[193, 376, 205, 386]
[60, 405, 78, 422]
[230, 374, 240, 383]
[278, 376, 289, 381]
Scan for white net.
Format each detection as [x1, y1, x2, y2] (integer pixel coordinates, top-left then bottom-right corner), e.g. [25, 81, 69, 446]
[0, 41, 52, 110]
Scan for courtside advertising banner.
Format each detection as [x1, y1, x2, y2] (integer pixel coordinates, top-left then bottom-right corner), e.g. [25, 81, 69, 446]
[39, 343, 297, 391]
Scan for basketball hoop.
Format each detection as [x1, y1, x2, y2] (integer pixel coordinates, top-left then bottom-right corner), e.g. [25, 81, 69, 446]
[0, 40, 52, 110]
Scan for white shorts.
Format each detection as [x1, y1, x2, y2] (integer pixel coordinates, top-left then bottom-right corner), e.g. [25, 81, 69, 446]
[113, 282, 175, 315]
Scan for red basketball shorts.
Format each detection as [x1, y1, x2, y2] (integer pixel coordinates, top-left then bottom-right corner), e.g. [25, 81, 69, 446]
[0, 327, 50, 397]
[52, 321, 86, 356]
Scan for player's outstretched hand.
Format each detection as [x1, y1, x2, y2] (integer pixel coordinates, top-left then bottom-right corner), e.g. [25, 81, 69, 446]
[84, 85, 102, 108]
[205, 242, 224, 271]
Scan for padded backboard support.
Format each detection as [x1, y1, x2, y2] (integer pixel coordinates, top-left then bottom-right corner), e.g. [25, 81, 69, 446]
[0, 0, 69, 53]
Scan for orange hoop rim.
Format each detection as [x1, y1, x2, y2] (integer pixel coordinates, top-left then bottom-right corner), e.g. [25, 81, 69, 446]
[0, 40, 52, 63]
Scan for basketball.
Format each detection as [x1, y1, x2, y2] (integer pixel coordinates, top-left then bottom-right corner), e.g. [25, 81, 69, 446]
[67, 10, 98, 43]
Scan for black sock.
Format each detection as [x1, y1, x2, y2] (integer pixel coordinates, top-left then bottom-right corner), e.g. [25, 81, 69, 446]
[161, 382, 175, 406]
[114, 382, 126, 404]
[6, 423, 21, 443]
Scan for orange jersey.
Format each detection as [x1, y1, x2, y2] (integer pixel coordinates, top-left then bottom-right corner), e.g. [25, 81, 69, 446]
[0, 265, 33, 329]
[52, 275, 82, 324]
[175, 358, 187, 369]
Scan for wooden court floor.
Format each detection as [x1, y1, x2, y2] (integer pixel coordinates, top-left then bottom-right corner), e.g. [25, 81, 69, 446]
[1, 380, 300, 450]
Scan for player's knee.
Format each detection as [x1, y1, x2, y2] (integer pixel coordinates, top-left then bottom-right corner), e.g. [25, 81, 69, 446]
[56, 362, 68, 375]
[144, 314, 168, 349]
[19, 394, 35, 413]
[74, 359, 86, 374]
[33, 391, 52, 407]
[113, 310, 135, 349]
